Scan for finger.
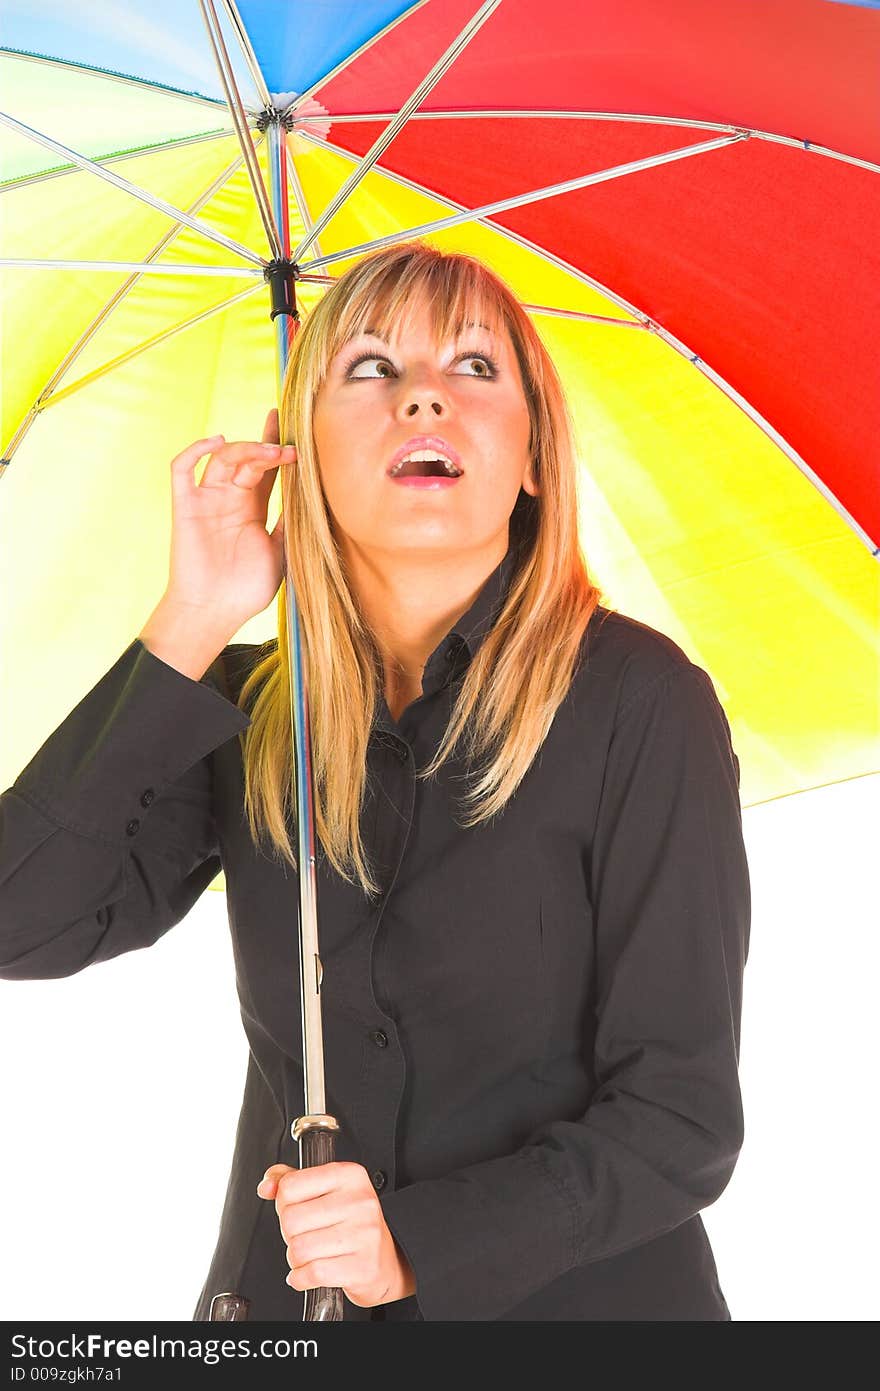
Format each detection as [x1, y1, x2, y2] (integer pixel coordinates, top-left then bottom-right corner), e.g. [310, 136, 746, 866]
[286, 1254, 362, 1292]
[260, 1161, 350, 1204]
[278, 1191, 355, 1240]
[208, 442, 296, 489]
[257, 1164, 294, 1197]
[214, 440, 291, 471]
[169, 435, 225, 497]
[231, 448, 295, 492]
[262, 408, 279, 445]
[286, 1222, 354, 1269]
[231, 460, 279, 492]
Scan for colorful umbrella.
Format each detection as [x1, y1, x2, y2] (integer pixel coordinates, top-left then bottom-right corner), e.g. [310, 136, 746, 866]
[1, 0, 877, 1317]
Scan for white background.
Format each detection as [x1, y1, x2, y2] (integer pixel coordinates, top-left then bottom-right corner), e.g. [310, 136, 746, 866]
[0, 772, 877, 1322]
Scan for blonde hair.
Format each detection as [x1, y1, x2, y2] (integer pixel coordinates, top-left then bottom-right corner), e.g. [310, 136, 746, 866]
[237, 240, 606, 900]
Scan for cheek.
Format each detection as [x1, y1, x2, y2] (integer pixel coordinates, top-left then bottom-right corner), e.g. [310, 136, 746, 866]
[479, 397, 531, 480]
[313, 410, 360, 498]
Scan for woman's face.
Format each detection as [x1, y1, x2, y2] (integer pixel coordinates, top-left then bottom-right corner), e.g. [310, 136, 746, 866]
[312, 295, 538, 565]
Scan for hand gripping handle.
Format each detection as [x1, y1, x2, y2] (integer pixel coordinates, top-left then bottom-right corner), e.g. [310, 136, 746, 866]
[208, 1115, 344, 1323]
[294, 1116, 344, 1321]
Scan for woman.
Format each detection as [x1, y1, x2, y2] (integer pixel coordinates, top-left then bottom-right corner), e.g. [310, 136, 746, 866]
[0, 241, 749, 1321]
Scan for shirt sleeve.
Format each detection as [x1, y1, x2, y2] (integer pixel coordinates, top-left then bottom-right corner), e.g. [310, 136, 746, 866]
[378, 661, 750, 1320]
[0, 638, 251, 980]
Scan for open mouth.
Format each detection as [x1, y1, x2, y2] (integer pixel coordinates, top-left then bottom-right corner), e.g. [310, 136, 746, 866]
[388, 456, 463, 479]
[386, 456, 464, 484]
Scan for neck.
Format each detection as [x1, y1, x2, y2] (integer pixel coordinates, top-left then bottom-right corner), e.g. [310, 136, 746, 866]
[341, 537, 508, 713]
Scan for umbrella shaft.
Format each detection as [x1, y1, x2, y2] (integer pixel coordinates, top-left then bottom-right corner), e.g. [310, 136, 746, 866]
[267, 118, 329, 1120]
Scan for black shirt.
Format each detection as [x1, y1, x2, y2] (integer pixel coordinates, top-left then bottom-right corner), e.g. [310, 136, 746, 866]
[0, 542, 749, 1320]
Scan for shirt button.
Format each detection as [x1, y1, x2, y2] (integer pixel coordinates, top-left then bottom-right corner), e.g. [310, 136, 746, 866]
[396, 746, 409, 763]
[125, 819, 140, 836]
[371, 1169, 387, 1191]
[140, 788, 155, 807]
[370, 1029, 388, 1048]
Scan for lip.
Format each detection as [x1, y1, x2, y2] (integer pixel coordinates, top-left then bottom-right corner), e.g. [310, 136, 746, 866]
[387, 435, 463, 476]
[389, 475, 461, 489]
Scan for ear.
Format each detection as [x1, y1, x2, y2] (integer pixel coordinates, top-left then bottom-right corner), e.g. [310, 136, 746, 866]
[520, 454, 540, 497]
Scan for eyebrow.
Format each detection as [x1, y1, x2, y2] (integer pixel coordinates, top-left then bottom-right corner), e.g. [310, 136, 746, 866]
[359, 321, 497, 340]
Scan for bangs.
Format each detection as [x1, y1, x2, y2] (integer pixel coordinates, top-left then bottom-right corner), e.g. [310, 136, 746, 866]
[325, 250, 511, 363]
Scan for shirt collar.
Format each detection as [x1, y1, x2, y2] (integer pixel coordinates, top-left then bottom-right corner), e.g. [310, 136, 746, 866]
[420, 542, 517, 697]
[371, 542, 519, 736]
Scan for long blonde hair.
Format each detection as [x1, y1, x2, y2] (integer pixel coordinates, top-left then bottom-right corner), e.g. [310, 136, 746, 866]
[238, 241, 606, 900]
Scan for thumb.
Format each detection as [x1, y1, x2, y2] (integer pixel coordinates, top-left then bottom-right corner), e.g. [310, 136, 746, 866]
[262, 407, 280, 446]
[256, 1163, 294, 1198]
[270, 510, 287, 563]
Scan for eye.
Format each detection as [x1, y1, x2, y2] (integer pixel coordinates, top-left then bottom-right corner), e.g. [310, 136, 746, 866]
[339, 342, 497, 375]
[343, 352, 395, 378]
[454, 353, 499, 377]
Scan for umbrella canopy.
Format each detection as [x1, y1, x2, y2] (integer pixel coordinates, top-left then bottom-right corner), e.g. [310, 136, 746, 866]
[2, 0, 878, 870]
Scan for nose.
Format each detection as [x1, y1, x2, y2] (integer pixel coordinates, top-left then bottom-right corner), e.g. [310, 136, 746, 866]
[396, 363, 448, 419]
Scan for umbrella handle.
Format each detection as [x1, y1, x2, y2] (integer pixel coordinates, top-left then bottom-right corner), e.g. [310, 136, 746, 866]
[208, 1120, 344, 1324]
[295, 1116, 345, 1321]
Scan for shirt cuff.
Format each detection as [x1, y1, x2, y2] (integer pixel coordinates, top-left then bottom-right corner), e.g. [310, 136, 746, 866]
[379, 1144, 578, 1321]
[13, 637, 251, 848]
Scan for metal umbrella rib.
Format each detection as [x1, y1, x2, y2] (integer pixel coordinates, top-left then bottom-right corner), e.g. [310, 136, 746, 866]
[198, 0, 282, 260]
[0, 110, 266, 266]
[0, 259, 262, 274]
[277, 0, 432, 121]
[1, 144, 255, 468]
[296, 132, 747, 273]
[291, 0, 502, 262]
[217, 0, 272, 110]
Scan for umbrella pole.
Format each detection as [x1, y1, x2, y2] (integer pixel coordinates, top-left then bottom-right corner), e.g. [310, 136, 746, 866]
[268, 115, 345, 1325]
[210, 111, 343, 1324]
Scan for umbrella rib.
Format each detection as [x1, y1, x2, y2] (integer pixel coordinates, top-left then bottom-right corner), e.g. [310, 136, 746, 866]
[293, 134, 878, 560]
[217, 0, 272, 109]
[521, 305, 642, 328]
[0, 259, 262, 275]
[198, 0, 282, 259]
[291, 0, 502, 263]
[277, 1, 430, 120]
[0, 284, 265, 481]
[37, 283, 266, 412]
[1, 144, 259, 465]
[0, 128, 258, 193]
[291, 126, 706, 317]
[307, 107, 879, 175]
[0, 109, 266, 266]
[0, 45, 230, 112]
[295, 132, 746, 270]
[674, 346, 879, 560]
[286, 148, 325, 263]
